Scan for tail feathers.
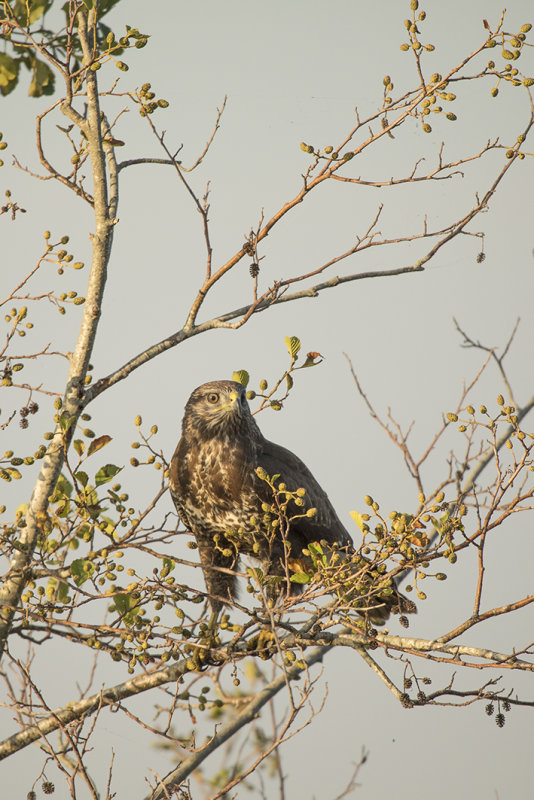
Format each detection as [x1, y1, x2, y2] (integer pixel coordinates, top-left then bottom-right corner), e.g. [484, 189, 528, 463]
[287, 542, 418, 625]
[324, 545, 418, 625]
[367, 587, 417, 626]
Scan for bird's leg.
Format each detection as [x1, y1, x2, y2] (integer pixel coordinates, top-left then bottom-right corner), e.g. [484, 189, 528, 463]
[194, 534, 238, 645]
[186, 604, 224, 671]
[241, 562, 283, 659]
[205, 606, 222, 643]
[195, 594, 223, 650]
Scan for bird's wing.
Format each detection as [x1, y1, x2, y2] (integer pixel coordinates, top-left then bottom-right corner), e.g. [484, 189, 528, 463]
[255, 437, 353, 548]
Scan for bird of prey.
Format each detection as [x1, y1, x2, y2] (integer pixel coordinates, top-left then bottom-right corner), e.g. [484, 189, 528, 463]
[169, 380, 415, 623]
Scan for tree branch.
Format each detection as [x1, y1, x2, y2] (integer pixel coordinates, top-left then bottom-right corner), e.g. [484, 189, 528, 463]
[0, 7, 116, 662]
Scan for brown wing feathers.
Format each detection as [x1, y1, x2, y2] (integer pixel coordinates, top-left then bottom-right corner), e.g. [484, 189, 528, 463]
[170, 380, 415, 623]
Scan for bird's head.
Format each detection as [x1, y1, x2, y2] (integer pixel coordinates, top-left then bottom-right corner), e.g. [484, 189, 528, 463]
[182, 380, 256, 439]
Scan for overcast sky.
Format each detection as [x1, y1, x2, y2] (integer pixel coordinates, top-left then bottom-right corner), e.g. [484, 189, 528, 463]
[2, 0, 534, 797]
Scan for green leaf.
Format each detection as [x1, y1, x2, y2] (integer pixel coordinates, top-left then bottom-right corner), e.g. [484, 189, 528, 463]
[232, 370, 249, 387]
[284, 336, 301, 359]
[308, 541, 327, 567]
[350, 510, 366, 531]
[430, 511, 450, 535]
[290, 572, 311, 584]
[163, 557, 175, 574]
[29, 57, 55, 98]
[58, 411, 75, 431]
[57, 580, 69, 603]
[29, 0, 52, 23]
[14, 0, 52, 24]
[88, 434, 112, 457]
[114, 593, 131, 614]
[76, 484, 104, 520]
[76, 0, 123, 23]
[77, 523, 92, 540]
[246, 566, 264, 585]
[95, 463, 121, 486]
[114, 592, 138, 626]
[78, 485, 98, 507]
[51, 473, 73, 501]
[96, 0, 122, 17]
[74, 470, 89, 488]
[286, 373, 294, 391]
[73, 439, 85, 457]
[0, 53, 20, 97]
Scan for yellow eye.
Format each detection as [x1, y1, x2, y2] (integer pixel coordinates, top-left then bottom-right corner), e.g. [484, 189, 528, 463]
[207, 392, 219, 404]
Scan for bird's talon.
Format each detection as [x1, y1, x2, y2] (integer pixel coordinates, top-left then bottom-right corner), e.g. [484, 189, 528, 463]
[247, 629, 277, 658]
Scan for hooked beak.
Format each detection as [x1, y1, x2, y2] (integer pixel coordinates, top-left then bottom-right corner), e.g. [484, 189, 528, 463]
[228, 391, 241, 415]
[218, 391, 241, 417]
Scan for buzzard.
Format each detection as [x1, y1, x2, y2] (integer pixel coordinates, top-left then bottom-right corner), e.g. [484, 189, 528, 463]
[169, 380, 415, 623]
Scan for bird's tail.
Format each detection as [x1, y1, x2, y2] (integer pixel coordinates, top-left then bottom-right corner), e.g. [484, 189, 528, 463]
[289, 541, 417, 626]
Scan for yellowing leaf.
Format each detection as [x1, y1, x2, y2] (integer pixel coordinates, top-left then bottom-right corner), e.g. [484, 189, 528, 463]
[407, 533, 428, 548]
[46, 576, 58, 600]
[29, 58, 55, 98]
[350, 510, 366, 531]
[99, 516, 116, 535]
[244, 660, 263, 682]
[55, 500, 70, 518]
[302, 351, 323, 368]
[57, 581, 69, 603]
[88, 435, 112, 457]
[0, 53, 20, 96]
[14, 0, 52, 25]
[284, 336, 301, 359]
[232, 370, 249, 387]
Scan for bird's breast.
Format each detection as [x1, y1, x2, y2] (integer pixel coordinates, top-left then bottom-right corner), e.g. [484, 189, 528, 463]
[172, 436, 257, 533]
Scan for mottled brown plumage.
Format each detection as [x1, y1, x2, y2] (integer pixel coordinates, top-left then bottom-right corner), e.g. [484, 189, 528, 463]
[169, 380, 415, 623]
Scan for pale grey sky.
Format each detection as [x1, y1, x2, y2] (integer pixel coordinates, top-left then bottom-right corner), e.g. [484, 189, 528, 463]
[2, 0, 534, 797]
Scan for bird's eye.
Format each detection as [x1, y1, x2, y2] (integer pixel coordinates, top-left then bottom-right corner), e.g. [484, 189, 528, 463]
[207, 392, 219, 404]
